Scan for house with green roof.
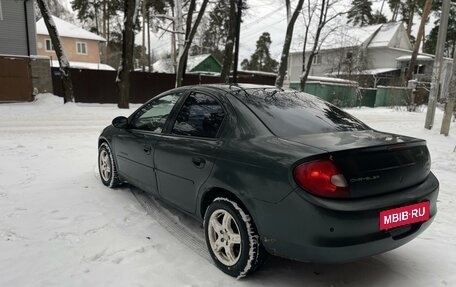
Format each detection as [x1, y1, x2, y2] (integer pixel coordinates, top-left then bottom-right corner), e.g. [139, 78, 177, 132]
[152, 54, 221, 74]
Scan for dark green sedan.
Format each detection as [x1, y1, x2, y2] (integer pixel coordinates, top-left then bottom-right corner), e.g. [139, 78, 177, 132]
[98, 84, 439, 278]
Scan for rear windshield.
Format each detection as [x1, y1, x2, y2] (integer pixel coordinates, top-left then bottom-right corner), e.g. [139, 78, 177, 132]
[233, 88, 369, 137]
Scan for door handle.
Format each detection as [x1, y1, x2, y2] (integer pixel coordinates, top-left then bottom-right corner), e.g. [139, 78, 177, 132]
[143, 144, 152, 154]
[192, 157, 206, 168]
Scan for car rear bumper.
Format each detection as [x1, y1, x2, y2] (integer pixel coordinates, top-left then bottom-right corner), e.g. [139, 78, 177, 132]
[254, 173, 439, 263]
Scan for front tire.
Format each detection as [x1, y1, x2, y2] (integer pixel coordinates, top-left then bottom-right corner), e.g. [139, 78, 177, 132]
[204, 197, 267, 278]
[98, 142, 121, 188]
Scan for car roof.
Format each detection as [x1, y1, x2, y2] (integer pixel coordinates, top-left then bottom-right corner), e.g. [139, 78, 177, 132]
[187, 83, 279, 94]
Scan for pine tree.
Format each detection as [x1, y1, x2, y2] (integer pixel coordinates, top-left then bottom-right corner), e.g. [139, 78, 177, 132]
[372, 11, 388, 24]
[347, 0, 373, 26]
[241, 32, 278, 73]
[423, 4, 456, 57]
[34, 0, 74, 22]
[198, 1, 231, 61]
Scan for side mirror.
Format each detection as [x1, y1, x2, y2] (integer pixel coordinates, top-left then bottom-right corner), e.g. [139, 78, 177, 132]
[112, 116, 128, 129]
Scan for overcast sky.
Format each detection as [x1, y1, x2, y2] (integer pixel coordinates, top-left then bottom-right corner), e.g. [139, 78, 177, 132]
[149, 0, 432, 63]
[62, 0, 436, 63]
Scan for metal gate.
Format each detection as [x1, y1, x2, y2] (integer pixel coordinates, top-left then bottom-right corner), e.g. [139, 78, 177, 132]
[0, 56, 33, 102]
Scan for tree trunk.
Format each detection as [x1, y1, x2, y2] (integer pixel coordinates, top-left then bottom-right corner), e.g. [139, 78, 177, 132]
[175, 0, 184, 57]
[147, 8, 152, 72]
[300, 1, 313, 92]
[440, 45, 456, 135]
[285, 0, 291, 23]
[275, 0, 305, 88]
[405, 0, 432, 83]
[406, 1, 415, 38]
[301, 0, 327, 89]
[220, 0, 236, 83]
[180, 0, 197, 84]
[175, 0, 209, 87]
[141, 0, 146, 71]
[116, 0, 138, 109]
[36, 0, 73, 103]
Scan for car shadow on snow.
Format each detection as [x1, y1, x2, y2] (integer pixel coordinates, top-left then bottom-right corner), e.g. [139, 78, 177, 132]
[126, 185, 408, 286]
[247, 254, 405, 286]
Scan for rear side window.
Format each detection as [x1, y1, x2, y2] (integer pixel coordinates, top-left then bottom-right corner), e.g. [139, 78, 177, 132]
[233, 89, 368, 137]
[172, 92, 225, 138]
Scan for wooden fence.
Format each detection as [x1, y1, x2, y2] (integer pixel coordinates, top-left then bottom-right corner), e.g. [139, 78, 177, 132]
[51, 68, 276, 104]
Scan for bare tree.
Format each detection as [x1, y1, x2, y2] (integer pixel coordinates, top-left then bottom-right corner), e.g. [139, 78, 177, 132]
[36, 0, 74, 103]
[300, 0, 344, 90]
[276, 0, 305, 88]
[179, 0, 197, 82]
[220, 0, 236, 83]
[116, 0, 140, 109]
[175, 0, 209, 87]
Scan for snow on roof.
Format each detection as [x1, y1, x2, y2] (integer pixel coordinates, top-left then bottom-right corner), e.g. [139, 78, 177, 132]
[306, 76, 358, 85]
[292, 22, 405, 53]
[51, 60, 114, 71]
[325, 68, 399, 76]
[396, 55, 434, 62]
[152, 54, 214, 73]
[239, 70, 277, 76]
[368, 22, 402, 48]
[319, 24, 382, 50]
[36, 16, 106, 42]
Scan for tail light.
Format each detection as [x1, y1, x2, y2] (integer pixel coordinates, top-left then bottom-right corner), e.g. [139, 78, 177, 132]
[293, 159, 349, 198]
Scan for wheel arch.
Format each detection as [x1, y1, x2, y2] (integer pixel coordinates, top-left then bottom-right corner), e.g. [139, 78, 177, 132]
[98, 136, 109, 147]
[199, 187, 258, 229]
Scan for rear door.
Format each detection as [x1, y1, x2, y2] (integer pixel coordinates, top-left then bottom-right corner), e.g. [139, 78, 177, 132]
[154, 91, 226, 213]
[112, 91, 185, 193]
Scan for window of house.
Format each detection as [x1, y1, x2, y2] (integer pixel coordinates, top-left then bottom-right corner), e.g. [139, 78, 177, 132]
[346, 51, 353, 60]
[414, 64, 425, 75]
[76, 42, 87, 55]
[312, 54, 322, 65]
[45, 39, 54, 51]
[0, 0, 3, 21]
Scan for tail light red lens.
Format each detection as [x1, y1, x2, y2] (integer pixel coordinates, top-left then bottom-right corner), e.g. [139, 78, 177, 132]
[293, 159, 349, 198]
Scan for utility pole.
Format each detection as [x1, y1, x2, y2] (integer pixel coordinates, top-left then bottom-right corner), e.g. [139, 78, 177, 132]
[232, 0, 242, 84]
[425, 0, 450, 129]
[440, 40, 456, 136]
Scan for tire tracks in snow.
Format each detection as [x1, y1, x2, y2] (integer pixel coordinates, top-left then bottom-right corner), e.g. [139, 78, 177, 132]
[130, 187, 212, 263]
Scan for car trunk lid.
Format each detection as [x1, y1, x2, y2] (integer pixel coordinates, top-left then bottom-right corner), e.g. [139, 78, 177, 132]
[284, 130, 431, 198]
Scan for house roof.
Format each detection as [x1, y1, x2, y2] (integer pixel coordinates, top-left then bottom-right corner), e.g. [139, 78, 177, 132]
[152, 54, 218, 73]
[292, 22, 411, 53]
[36, 16, 106, 42]
[368, 22, 403, 48]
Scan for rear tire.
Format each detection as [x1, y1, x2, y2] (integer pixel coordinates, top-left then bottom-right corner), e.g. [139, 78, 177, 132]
[204, 197, 267, 278]
[98, 142, 121, 188]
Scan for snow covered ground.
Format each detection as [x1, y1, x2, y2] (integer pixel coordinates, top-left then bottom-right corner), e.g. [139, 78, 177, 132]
[0, 94, 455, 286]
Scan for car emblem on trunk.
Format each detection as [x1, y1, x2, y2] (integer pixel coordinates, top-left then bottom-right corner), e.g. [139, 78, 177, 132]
[350, 175, 380, 183]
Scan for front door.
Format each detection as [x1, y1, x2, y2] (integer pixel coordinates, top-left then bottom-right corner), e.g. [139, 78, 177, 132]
[112, 92, 184, 193]
[154, 91, 226, 213]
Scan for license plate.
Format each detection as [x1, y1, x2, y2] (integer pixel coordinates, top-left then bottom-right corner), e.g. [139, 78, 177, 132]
[380, 201, 430, 230]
